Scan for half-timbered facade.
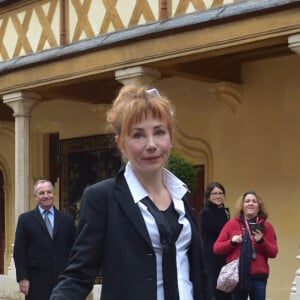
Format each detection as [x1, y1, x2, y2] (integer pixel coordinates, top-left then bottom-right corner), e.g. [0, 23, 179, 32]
[1, 1, 300, 298]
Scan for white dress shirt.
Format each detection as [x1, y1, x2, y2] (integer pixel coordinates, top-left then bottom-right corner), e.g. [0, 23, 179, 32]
[124, 162, 194, 300]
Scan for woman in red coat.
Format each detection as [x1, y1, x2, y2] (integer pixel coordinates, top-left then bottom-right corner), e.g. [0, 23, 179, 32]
[213, 191, 278, 300]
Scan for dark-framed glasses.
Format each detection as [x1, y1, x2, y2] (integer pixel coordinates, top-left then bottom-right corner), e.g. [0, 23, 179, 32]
[210, 192, 224, 197]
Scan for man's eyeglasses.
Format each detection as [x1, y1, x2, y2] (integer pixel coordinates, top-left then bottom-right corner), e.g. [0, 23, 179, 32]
[210, 192, 224, 197]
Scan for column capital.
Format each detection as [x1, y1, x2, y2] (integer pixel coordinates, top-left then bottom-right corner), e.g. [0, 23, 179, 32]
[3, 91, 40, 117]
[288, 34, 300, 55]
[209, 81, 243, 114]
[91, 103, 111, 114]
[115, 66, 161, 86]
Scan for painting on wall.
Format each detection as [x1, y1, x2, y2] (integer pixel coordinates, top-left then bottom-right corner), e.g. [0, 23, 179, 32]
[59, 134, 122, 219]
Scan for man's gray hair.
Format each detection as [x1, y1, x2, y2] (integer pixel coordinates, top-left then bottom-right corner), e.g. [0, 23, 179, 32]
[33, 179, 54, 195]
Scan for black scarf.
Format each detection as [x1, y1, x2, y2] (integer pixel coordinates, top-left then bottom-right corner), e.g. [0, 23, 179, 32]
[238, 216, 254, 291]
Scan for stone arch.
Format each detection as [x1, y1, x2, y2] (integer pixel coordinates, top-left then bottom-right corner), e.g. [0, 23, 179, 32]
[0, 154, 14, 274]
[0, 122, 14, 274]
[0, 170, 4, 273]
[175, 126, 213, 183]
[174, 126, 214, 217]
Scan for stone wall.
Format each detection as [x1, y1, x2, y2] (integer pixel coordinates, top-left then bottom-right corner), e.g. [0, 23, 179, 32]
[290, 256, 300, 300]
[0, 275, 23, 300]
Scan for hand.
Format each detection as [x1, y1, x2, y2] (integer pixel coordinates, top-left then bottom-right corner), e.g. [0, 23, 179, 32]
[252, 229, 264, 242]
[231, 234, 243, 244]
[19, 279, 29, 296]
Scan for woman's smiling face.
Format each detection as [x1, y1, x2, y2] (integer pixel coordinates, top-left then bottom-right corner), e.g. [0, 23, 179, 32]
[209, 187, 225, 206]
[243, 193, 260, 219]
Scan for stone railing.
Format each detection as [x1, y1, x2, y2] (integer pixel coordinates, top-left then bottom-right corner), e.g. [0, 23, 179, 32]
[4, 245, 98, 300]
[0, 275, 24, 300]
[87, 285, 101, 300]
[290, 255, 300, 300]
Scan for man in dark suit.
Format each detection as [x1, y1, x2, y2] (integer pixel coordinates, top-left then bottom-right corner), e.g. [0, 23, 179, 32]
[13, 179, 76, 300]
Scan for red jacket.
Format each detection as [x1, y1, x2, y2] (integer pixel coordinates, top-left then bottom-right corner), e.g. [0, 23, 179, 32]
[213, 217, 278, 276]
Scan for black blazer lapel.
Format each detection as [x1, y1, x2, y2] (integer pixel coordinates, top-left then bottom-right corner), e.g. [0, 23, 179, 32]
[115, 173, 153, 249]
[33, 206, 50, 236]
[52, 206, 61, 238]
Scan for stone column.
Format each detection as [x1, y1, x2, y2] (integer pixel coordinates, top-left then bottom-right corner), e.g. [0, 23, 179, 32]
[115, 66, 161, 87]
[288, 34, 300, 54]
[290, 255, 300, 300]
[208, 81, 243, 114]
[3, 92, 39, 227]
[288, 34, 300, 299]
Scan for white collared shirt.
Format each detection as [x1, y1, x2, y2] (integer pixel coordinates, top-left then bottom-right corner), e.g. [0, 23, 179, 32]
[124, 162, 194, 300]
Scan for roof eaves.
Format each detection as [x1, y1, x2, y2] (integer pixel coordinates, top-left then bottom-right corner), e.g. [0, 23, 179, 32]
[0, 0, 299, 73]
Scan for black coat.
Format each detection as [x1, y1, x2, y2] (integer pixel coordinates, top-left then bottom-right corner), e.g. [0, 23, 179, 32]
[51, 168, 206, 300]
[13, 206, 76, 300]
[199, 201, 230, 300]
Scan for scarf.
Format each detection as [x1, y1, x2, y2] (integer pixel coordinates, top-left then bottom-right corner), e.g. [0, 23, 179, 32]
[238, 216, 253, 291]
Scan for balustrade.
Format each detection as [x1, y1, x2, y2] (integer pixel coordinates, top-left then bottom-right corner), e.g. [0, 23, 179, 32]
[290, 255, 300, 300]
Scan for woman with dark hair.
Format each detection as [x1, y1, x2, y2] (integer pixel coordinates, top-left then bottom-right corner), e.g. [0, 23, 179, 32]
[214, 191, 278, 300]
[199, 182, 231, 300]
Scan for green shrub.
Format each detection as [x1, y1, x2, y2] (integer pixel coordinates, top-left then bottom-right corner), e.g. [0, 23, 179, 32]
[166, 151, 197, 193]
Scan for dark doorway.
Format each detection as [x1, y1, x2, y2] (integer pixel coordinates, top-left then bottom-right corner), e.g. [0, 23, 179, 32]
[0, 171, 5, 274]
[59, 134, 121, 219]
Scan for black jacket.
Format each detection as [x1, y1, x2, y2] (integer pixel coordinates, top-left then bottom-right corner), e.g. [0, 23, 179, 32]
[51, 168, 206, 300]
[199, 201, 230, 299]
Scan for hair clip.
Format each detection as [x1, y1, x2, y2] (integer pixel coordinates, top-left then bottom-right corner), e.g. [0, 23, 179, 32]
[146, 88, 160, 97]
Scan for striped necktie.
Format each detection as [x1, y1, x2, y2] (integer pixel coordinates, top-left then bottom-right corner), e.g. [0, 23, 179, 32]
[44, 210, 53, 239]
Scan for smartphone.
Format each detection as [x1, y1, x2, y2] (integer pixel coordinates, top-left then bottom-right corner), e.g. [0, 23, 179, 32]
[249, 222, 265, 233]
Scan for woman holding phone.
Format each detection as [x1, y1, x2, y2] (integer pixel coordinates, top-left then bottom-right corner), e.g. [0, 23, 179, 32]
[213, 191, 278, 300]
